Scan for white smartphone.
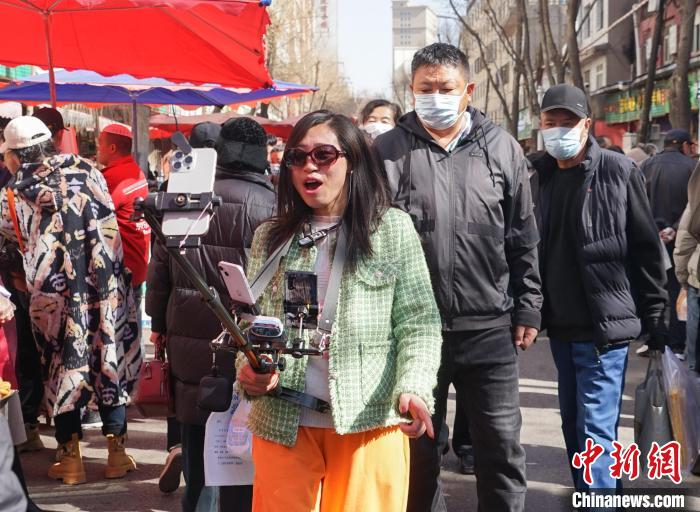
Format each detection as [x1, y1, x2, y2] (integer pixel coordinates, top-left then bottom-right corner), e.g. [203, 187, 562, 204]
[218, 261, 256, 306]
[162, 147, 217, 237]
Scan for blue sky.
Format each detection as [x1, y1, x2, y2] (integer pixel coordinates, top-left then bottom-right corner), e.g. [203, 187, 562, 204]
[337, 0, 452, 97]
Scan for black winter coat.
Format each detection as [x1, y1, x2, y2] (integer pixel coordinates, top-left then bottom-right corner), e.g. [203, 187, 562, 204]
[146, 169, 275, 425]
[375, 109, 542, 331]
[532, 138, 668, 346]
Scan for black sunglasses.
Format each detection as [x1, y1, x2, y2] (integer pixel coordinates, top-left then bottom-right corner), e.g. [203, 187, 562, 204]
[284, 144, 346, 168]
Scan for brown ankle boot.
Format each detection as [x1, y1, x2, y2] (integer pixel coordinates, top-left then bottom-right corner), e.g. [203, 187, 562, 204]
[105, 434, 137, 479]
[48, 434, 86, 485]
[17, 423, 44, 453]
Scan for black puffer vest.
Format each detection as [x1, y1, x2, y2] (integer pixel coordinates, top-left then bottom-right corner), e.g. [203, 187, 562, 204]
[535, 138, 640, 347]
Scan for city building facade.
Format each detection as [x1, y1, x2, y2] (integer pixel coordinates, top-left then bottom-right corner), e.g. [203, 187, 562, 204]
[392, 0, 439, 111]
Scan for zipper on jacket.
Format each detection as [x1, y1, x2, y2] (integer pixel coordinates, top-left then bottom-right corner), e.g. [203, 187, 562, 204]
[448, 150, 456, 318]
[575, 169, 602, 343]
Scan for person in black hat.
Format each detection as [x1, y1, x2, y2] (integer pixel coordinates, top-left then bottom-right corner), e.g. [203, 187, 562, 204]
[639, 128, 697, 357]
[531, 83, 668, 494]
[32, 107, 64, 137]
[32, 107, 77, 154]
[146, 117, 275, 512]
[189, 121, 221, 149]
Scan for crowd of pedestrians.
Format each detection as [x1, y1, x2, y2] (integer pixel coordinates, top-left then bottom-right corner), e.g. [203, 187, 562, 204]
[0, 41, 696, 512]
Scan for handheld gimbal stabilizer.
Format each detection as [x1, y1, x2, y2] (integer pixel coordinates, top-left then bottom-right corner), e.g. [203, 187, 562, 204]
[134, 133, 329, 413]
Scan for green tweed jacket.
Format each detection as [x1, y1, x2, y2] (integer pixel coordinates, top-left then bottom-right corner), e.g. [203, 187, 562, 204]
[241, 207, 442, 447]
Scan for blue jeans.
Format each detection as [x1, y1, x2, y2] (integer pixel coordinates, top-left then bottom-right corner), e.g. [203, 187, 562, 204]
[54, 405, 126, 444]
[550, 340, 628, 492]
[687, 286, 699, 372]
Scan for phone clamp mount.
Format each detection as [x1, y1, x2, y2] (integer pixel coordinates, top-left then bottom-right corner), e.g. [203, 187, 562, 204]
[133, 133, 330, 413]
[136, 191, 221, 250]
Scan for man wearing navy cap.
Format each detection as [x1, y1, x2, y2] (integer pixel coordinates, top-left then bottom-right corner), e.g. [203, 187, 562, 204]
[639, 128, 697, 357]
[531, 84, 668, 495]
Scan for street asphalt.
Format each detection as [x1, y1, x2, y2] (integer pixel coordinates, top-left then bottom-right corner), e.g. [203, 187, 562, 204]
[19, 337, 700, 512]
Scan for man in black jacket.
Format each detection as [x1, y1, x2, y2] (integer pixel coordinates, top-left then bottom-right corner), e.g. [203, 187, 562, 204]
[639, 129, 695, 355]
[146, 119, 275, 512]
[375, 43, 542, 512]
[531, 84, 667, 493]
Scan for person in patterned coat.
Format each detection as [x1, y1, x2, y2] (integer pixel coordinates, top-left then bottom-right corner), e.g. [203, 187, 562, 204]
[0, 116, 141, 485]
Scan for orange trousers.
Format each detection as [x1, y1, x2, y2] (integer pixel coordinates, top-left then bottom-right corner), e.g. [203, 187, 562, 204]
[251, 426, 410, 512]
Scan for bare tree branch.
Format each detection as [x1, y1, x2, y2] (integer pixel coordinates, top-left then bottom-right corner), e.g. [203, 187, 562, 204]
[450, 0, 513, 130]
[511, 14, 524, 136]
[566, 0, 585, 90]
[640, 0, 666, 142]
[539, 0, 564, 83]
[480, 0, 539, 117]
[669, 0, 695, 130]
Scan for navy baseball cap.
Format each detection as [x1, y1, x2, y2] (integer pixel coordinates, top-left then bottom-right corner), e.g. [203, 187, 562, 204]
[664, 129, 692, 145]
[541, 84, 589, 119]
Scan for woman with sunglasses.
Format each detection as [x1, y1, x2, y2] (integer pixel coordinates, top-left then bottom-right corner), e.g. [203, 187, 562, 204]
[236, 110, 442, 512]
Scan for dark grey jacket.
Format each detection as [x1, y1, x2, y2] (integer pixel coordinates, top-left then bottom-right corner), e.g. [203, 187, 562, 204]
[375, 109, 542, 331]
[146, 169, 275, 425]
[640, 148, 694, 231]
[532, 138, 668, 346]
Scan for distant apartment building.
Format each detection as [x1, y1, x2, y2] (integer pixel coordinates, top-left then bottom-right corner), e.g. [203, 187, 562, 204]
[316, 0, 340, 69]
[578, 0, 636, 144]
[392, 0, 438, 110]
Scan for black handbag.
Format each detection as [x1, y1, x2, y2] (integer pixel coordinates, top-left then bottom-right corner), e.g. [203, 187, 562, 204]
[197, 366, 233, 413]
[197, 330, 236, 413]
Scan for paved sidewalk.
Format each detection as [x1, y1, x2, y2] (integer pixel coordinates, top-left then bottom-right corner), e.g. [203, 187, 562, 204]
[19, 339, 700, 511]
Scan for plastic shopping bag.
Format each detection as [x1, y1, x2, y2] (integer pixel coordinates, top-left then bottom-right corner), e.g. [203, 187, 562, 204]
[660, 349, 700, 474]
[203, 382, 254, 486]
[634, 351, 673, 472]
[226, 394, 252, 460]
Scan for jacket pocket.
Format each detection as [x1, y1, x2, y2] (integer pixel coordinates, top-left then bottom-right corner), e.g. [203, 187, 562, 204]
[451, 221, 510, 316]
[349, 261, 398, 341]
[355, 261, 398, 287]
[359, 340, 397, 406]
[467, 222, 504, 239]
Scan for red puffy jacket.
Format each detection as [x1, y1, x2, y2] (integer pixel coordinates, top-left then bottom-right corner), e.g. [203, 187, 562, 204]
[102, 156, 151, 285]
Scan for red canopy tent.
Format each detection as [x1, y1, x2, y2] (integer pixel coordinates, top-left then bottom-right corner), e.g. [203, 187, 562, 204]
[150, 112, 305, 139]
[0, 0, 273, 105]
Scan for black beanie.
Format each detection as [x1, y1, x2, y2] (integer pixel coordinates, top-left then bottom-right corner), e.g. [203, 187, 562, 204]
[216, 117, 269, 173]
[189, 122, 221, 149]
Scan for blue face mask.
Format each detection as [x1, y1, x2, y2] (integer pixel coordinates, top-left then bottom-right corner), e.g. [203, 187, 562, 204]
[542, 125, 585, 160]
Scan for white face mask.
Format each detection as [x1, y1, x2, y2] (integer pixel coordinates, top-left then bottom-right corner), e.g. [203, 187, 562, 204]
[361, 122, 393, 140]
[414, 85, 468, 130]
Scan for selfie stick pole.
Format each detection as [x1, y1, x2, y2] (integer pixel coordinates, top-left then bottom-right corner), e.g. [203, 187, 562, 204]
[140, 206, 263, 372]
